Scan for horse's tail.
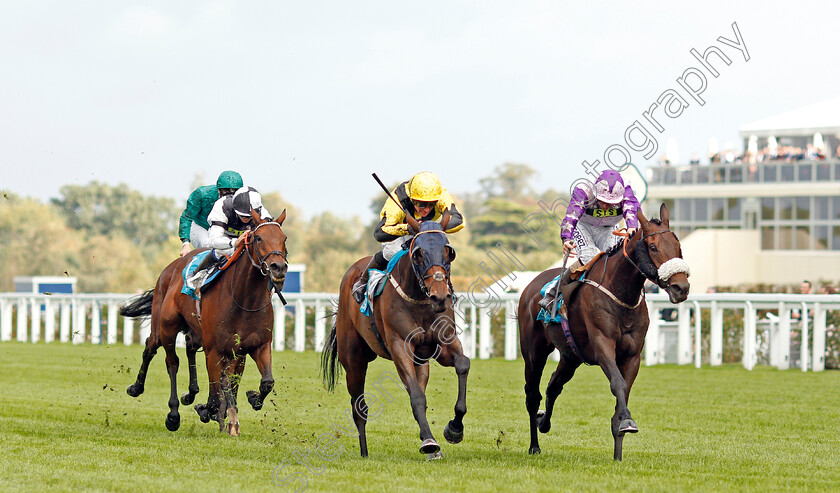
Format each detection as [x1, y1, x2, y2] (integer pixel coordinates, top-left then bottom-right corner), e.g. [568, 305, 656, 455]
[320, 323, 341, 392]
[119, 288, 154, 318]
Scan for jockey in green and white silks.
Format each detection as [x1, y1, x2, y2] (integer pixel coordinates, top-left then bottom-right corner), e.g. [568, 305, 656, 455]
[561, 170, 640, 269]
[178, 170, 243, 257]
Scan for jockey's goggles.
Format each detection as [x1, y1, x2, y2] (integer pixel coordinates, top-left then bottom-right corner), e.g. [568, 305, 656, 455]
[219, 188, 237, 197]
[412, 199, 437, 210]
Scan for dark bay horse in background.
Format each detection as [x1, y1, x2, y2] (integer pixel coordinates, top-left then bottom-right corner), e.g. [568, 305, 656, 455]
[519, 203, 690, 460]
[120, 209, 288, 435]
[321, 213, 469, 459]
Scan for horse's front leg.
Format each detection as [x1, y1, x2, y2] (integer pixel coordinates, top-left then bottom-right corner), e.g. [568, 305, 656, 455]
[611, 353, 642, 461]
[434, 341, 469, 446]
[389, 336, 438, 455]
[246, 343, 274, 411]
[222, 357, 242, 436]
[593, 336, 636, 461]
[195, 349, 222, 426]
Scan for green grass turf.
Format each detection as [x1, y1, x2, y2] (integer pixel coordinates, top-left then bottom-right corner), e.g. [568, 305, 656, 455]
[0, 341, 838, 492]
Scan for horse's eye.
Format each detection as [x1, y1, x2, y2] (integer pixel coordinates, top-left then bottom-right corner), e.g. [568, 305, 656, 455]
[648, 243, 657, 252]
[255, 236, 262, 242]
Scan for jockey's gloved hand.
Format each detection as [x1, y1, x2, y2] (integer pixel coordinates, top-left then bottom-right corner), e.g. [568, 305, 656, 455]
[626, 228, 637, 237]
[563, 240, 576, 255]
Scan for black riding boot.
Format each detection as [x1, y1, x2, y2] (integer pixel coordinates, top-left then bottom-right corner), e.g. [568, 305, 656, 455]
[192, 250, 220, 273]
[352, 252, 387, 304]
[537, 260, 582, 310]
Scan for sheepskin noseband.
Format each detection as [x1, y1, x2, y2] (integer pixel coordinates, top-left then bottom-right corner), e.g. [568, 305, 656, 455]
[658, 257, 690, 282]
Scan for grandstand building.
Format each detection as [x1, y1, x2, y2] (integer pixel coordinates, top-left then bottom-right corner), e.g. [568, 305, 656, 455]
[644, 98, 840, 292]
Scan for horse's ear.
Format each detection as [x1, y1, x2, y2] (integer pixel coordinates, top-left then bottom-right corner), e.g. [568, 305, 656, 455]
[440, 209, 451, 231]
[637, 207, 649, 229]
[659, 202, 670, 228]
[276, 208, 287, 226]
[251, 208, 263, 225]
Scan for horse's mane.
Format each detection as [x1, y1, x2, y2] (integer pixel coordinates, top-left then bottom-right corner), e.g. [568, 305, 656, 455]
[605, 241, 623, 257]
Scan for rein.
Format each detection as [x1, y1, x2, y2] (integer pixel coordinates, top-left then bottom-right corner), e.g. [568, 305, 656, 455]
[230, 222, 288, 311]
[583, 228, 670, 310]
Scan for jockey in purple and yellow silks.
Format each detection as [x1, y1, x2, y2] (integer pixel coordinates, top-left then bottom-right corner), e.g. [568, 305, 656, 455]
[539, 169, 640, 310]
[561, 169, 640, 268]
[352, 171, 465, 304]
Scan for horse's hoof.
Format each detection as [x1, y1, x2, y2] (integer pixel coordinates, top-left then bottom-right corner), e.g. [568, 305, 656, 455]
[195, 404, 210, 423]
[225, 422, 240, 437]
[537, 412, 551, 434]
[165, 413, 180, 432]
[443, 421, 463, 444]
[419, 438, 440, 454]
[426, 450, 444, 461]
[246, 390, 262, 411]
[126, 383, 144, 397]
[180, 392, 195, 406]
[529, 446, 541, 455]
[619, 418, 638, 433]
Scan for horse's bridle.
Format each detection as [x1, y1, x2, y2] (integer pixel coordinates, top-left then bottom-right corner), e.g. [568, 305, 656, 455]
[406, 230, 453, 300]
[243, 222, 288, 277]
[231, 221, 289, 310]
[621, 227, 685, 289]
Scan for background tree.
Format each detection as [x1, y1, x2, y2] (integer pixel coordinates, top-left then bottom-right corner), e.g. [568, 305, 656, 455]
[0, 195, 84, 291]
[478, 162, 536, 201]
[260, 191, 305, 264]
[301, 212, 367, 292]
[50, 181, 178, 255]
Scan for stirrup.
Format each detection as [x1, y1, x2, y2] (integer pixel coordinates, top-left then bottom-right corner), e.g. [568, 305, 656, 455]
[538, 296, 554, 310]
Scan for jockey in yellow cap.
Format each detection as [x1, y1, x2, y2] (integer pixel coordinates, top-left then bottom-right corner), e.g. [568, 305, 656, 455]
[352, 171, 465, 304]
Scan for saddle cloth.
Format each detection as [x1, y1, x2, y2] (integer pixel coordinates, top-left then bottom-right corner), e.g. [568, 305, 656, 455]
[181, 251, 224, 300]
[536, 270, 588, 324]
[537, 274, 565, 323]
[360, 249, 409, 316]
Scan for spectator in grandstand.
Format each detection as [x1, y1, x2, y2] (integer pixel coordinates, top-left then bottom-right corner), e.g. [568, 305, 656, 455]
[819, 284, 837, 295]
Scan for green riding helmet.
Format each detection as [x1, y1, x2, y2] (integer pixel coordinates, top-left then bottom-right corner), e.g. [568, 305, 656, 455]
[216, 170, 244, 190]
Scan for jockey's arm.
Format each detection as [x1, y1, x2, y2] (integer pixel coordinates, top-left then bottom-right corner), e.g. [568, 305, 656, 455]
[621, 186, 641, 231]
[178, 187, 203, 243]
[437, 190, 464, 234]
[206, 199, 238, 252]
[374, 199, 409, 242]
[560, 186, 587, 242]
[207, 224, 239, 251]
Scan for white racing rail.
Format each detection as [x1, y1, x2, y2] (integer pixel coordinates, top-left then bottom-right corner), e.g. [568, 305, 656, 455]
[1, 291, 838, 371]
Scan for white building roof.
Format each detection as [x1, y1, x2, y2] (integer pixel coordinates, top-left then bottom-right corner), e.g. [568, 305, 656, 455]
[739, 97, 840, 138]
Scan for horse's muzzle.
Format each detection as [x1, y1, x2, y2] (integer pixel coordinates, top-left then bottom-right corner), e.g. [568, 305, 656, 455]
[269, 262, 288, 286]
[666, 275, 690, 303]
[429, 292, 451, 313]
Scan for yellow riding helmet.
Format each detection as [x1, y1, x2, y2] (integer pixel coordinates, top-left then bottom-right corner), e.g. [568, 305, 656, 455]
[408, 171, 443, 202]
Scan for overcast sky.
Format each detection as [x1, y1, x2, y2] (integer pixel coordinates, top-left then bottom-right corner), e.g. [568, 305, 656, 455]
[3, 1, 839, 219]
